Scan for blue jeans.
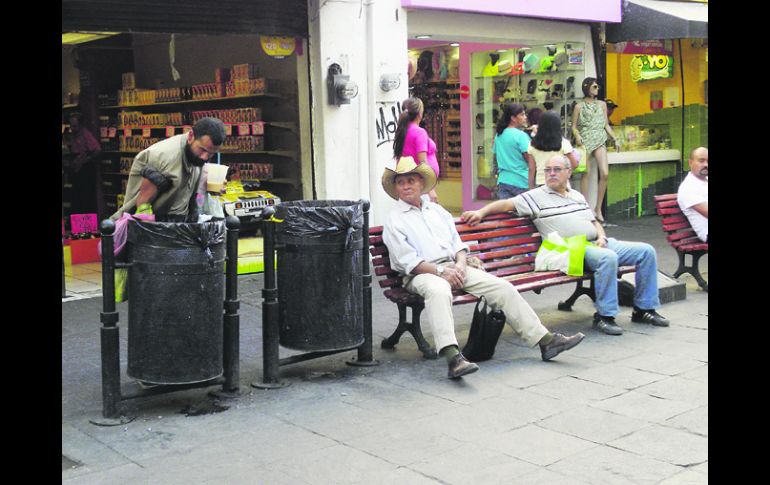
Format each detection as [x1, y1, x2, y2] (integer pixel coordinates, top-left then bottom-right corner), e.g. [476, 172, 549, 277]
[497, 183, 527, 199]
[584, 238, 660, 317]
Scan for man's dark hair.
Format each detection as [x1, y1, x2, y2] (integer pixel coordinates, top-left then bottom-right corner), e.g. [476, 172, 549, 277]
[192, 117, 226, 145]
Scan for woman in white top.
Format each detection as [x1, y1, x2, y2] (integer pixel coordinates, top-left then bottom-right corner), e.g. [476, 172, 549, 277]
[528, 111, 580, 187]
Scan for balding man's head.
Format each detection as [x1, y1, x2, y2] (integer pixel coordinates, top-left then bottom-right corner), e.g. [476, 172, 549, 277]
[688, 147, 708, 180]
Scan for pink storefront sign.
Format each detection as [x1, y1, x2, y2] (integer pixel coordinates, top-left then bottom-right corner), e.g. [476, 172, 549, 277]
[401, 0, 621, 23]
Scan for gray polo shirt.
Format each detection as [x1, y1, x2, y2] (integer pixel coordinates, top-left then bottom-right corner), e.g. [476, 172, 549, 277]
[511, 185, 598, 241]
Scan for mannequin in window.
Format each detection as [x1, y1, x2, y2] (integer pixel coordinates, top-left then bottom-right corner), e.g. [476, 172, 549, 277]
[571, 77, 617, 223]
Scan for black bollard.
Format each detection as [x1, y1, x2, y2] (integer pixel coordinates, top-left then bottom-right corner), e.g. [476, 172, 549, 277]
[348, 199, 379, 367]
[98, 219, 122, 419]
[252, 206, 289, 389]
[221, 215, 241, 394]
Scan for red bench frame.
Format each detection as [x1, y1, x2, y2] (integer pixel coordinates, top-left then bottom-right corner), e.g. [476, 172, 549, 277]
[369, 213, 635, 358]
[653, 194, 708, 291]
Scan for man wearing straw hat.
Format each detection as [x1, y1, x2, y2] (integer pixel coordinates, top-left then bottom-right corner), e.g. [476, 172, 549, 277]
[381, 156, 585, 379]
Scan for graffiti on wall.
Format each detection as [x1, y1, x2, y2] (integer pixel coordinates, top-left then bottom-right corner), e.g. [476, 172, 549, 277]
[375, 100, 402, 148]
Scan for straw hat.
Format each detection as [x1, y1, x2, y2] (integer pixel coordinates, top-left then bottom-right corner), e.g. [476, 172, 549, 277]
[381, 156, 437, 200]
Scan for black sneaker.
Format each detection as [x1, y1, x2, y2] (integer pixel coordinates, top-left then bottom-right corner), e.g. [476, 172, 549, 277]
[592, 313, 624, 335]
[631, 308, 670, 327]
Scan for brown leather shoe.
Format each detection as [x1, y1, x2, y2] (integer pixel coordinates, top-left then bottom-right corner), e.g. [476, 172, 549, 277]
[540, 332, 585, 361]
[447, 353, 479, 379]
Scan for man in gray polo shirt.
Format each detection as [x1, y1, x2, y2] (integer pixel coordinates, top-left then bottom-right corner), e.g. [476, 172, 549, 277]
[462, 154, 669, 335]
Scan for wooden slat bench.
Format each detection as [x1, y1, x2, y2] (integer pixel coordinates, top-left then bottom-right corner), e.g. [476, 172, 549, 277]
[653, 194, 708, 291]
[369, 213, 636, 359]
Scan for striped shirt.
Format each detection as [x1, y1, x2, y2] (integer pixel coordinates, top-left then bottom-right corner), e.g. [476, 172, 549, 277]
[511, 186, 598, 241]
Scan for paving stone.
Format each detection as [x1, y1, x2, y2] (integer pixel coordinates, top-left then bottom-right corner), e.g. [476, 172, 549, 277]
[614, 353, 706, 377]
[526, 375, 625, 404]
[609, 425, 708, 466]
[678, 364, 708, 383]
[590, 390, 699, 423]
[664, 405, 708, 436]
[508, 466, 593, 485]
[658, 470, 708, 484]
[481, 424, 598, 466]
[548, 444, 684, 484]
[269, 444, 404, 484]
[343, 422, 467, 467]
[572, 364, 668, 390]
[407, 442, 540, 485]
[62, 463, 148, 485]
[537, 405, 651, 443]
[636, 376, 708, 407]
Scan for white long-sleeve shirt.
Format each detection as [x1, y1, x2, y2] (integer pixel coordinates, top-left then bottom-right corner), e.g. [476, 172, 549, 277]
[382, 198, 469, 275]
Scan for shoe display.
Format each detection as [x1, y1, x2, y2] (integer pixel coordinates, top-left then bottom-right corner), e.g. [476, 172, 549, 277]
[592, 313, 624, 335]
[631, 309, 670, 327]
[540, 332, 585, 361]
[447, 353, 479, 379]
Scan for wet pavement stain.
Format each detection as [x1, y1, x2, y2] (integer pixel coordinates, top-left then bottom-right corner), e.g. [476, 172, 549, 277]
[179, 401, 230, 416]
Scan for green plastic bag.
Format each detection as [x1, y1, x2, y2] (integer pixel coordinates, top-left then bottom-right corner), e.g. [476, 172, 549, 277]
[535, 232, 595, 276]
[115, 268, 129, 303]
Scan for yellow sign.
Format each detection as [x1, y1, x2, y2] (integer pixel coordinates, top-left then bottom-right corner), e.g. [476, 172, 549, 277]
[630, 55, 673, 82]
[260, 36, 296, 59]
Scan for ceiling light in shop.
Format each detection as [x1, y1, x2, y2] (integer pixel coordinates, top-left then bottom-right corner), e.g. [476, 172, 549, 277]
[415, 35, 432, 39]
[450, 43, 460, 47]
[62, 32, 120, 45]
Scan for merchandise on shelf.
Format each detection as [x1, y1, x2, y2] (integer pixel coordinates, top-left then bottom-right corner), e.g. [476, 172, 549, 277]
[190, 108, 261, 124]
[220, 135, 265, 153]
[227, 162, 273, 180]
[120, 136, 162, 152]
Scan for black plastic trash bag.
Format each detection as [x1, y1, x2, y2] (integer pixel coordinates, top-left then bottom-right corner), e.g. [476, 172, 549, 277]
[274, 200, 363, 250]
[127, 219, 226, 266]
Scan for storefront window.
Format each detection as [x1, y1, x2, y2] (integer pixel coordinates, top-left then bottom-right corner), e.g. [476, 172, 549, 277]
[469, 42, 585, 201]
[407, 45, 461, 180]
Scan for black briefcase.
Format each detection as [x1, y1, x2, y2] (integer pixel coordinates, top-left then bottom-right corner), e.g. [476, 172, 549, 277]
[462, 296, 506, 362]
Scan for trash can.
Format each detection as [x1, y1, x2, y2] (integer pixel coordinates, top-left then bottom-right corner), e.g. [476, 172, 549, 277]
[274, 200, 364, 351]
[126, 219, 227, 385]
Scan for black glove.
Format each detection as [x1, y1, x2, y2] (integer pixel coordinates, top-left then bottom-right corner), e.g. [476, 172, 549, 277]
[140, 166, 172, 193]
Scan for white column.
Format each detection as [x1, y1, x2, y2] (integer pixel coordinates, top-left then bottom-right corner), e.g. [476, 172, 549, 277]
[308, 0, 406, 225]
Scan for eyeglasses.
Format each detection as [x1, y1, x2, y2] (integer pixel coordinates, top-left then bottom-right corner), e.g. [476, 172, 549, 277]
[590, 84, 599, 88]
[543, 167, 565, 174]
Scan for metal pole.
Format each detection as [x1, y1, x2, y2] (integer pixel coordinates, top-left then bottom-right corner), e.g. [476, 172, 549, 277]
[349, 199, 378, 367]
[221, 215, 241, 393]
[252, 206, 289, 388]
[98, 219, 121, 419]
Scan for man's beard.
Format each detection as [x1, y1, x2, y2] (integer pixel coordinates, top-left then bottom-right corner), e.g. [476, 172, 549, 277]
[185, 144, 206, 167]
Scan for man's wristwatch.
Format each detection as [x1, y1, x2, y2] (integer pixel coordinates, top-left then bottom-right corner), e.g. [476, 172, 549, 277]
[436, 265, 445, 276]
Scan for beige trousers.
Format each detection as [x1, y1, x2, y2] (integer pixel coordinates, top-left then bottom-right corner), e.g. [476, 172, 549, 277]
[405, 266, 548, 353]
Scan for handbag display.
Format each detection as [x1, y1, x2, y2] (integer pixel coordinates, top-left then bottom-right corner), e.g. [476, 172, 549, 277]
[462, 296, 506, 362]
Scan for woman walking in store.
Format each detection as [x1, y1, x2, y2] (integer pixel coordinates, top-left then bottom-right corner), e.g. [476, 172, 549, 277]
[571, 77, 617, 223]
[393, 97, 440, 202]
[529, 111, 580, 187]
[493, 103, 535, 199]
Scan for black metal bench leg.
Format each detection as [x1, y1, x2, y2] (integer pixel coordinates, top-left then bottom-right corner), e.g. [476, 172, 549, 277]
[407, 304, 437, 360]
[689, 252, 708, 292]
[673, 253, 687, 279]
[558, 279, 595, 311]
[381, 303, 437, 359]
[381, 303, 412, 349]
